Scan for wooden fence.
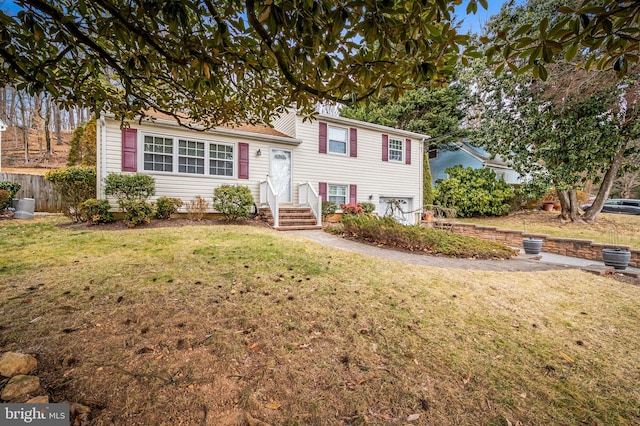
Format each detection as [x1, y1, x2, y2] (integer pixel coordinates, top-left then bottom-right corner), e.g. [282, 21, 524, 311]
[0, 173, 63, 213]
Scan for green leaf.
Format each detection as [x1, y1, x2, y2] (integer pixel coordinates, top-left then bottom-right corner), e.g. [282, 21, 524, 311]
[557, 6, 574, 14]
[466, 1, 478, 15]
[513, 24, 532, 37]
[564, 43, 579, 61]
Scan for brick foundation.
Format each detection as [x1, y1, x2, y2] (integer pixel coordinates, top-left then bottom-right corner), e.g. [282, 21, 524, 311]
[441, 222, 639, 268]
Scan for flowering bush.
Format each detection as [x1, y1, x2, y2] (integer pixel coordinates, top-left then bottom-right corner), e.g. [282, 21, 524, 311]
[340, 203, 364, 215]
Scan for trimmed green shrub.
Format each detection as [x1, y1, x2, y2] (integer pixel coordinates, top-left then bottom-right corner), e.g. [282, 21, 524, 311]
[322, 201, 337, 220]
[104, 173, 156, 227]
[45, 167, 97, 222]
[104, 173, 155, 202]
[0, 181, 21, 201]
[121, 200, 155, 228]
[212, 185, 254, 221]
[433, 166, 515, 218]
[340, 214, 515, 259]
[360, 202, 376, 214]
[155, 197, 183, 219]
[79, 198, 114, 224]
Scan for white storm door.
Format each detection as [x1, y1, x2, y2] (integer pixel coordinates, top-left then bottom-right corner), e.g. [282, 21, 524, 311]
[270, 148, 292, 203]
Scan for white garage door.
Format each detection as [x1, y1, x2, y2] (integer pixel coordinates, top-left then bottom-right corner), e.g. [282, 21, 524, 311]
[378, 197, 414, 225]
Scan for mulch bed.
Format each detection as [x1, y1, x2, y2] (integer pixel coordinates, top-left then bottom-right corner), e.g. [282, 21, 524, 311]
[56, 216, 270, 231]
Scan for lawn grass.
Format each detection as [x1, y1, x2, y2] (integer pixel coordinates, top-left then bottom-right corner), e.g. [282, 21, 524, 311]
[456, 210, 640, 249]
[1, 216, 640, 425]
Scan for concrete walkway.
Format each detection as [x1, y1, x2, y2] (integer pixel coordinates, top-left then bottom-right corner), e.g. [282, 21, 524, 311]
[289, 229, 640, 274]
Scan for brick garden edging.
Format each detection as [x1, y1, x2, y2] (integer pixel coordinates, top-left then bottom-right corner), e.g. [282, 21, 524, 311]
[442, 222, 640, 268]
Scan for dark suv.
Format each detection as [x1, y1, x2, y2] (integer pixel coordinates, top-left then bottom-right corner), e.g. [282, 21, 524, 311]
[581, 199, 640, 215]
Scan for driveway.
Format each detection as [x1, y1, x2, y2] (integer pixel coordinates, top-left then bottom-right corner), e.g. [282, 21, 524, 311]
[288, 229, 597, 272]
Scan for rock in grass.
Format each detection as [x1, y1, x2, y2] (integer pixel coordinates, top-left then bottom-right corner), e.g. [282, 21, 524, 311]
[27, 395, 50, 403]
[0, 352, 38, 377]
[1, 375, 40, 401]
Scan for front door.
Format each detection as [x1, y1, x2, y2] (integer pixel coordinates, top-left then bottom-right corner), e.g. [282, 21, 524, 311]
[270, 148, 292, 203]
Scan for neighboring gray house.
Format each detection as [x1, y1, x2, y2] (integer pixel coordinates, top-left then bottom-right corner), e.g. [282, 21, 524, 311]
[428, 141, 521, 185]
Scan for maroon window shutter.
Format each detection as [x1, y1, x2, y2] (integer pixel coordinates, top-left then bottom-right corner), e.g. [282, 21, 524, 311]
[349, 185, 357, 204]
[349, 128, 357, 158]
[122, 128, 137, 172]
[238, 142, 249, 179]
[319, 122, 327, 154]
[319, 182, 327, 202]
[405, 138, 412, 165]
[382, 134, 389, 162]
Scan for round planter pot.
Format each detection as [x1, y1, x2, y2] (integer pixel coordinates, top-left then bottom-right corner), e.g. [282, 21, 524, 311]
[602, 248, 631, 270]
[522, 238, 543, 255]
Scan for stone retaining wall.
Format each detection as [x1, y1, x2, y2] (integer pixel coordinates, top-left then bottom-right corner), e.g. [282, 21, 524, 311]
[443, 222, 640, 268]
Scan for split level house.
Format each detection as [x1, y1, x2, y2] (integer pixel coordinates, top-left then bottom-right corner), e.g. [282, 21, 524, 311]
[96, 110, 429, 229]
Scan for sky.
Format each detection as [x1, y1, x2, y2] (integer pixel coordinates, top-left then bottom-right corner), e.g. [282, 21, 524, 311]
[454, 1, 508, 34]
[0, 0, 508, 34]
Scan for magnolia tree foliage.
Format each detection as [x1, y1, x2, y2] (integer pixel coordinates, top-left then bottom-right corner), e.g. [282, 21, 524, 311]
[485, 1, 640, 79]
[0, 0, 491, 128]
[1, 0, 639, 129]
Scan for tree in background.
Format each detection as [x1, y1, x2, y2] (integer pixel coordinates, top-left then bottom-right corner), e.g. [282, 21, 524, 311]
[67, 118, 96, 166]
[470, 0, 640, 222]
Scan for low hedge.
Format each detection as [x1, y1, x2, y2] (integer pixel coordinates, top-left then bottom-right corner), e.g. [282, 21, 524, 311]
[338, 214, 516, 259]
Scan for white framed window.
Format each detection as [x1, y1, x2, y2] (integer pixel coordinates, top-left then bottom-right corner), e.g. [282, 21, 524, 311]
[428, 147, 438, 159]
[389, 138, 403, 162]
[178, 139, 205, 174]
[142, 133, 234, 177]
[328, 184, 348, 205]
[144, 135, 173, 172]
[328, 126, 347, 155]
[210, 143, 234, 176]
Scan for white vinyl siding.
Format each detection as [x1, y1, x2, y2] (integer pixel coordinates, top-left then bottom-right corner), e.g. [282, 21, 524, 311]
[99, 117, 288, 210]
[389, 138, 403, 162]
[328, 126, 347, 155]
[328, 184, 347, 205]
[285, 113, 422, 213]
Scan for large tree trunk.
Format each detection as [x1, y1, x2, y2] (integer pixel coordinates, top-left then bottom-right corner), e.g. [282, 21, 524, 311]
[0, 86, 5, 121]
[556, 189, 580, 221]
[44, 95, 52, 154]
[55, 104, 63, 145]
[583, 141, 629, 222]
[68, 106, 75, 129]
[7, 86, 16, 123]
[18, 92, 29, 163]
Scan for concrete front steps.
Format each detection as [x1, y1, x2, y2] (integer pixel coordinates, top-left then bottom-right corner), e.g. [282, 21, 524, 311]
[259, 206, 322, 231]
